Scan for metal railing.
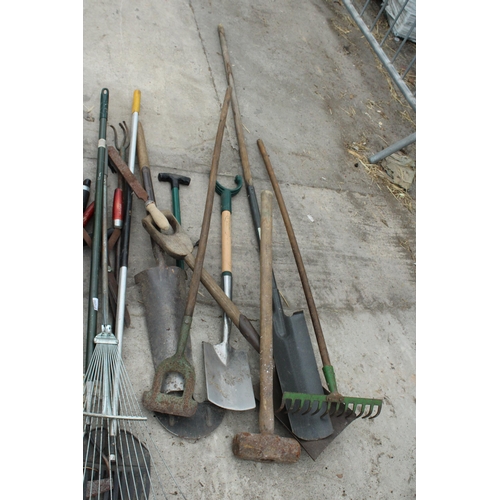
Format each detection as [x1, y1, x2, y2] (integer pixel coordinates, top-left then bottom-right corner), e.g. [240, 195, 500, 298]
[341, 0, 416, 163]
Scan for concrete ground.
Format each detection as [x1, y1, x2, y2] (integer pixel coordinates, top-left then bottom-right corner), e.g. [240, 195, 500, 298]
[83, 0, 416, 498]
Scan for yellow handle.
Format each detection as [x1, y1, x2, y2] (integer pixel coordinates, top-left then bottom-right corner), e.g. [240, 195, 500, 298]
[132, 89, 141, 113]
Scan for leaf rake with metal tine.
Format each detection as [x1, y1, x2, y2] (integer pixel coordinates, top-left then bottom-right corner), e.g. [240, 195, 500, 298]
[257, 139, 383, 422]
[83, 89, 186, 500]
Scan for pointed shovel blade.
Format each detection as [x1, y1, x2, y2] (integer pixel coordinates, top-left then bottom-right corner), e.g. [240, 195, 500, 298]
[203, 342, 256, 411]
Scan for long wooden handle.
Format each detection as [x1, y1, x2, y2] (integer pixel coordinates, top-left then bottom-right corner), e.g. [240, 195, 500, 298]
[137, 122, 149, 173]
[221, 210, 232, 273]
[184, 85, 232, 317]
[259, 190, 274, 434]
[257, 139, 331, 368]
[218, 25, 253, 188]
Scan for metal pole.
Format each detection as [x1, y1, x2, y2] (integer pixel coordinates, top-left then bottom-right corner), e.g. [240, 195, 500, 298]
[341, 0, 416, 111]
[368, 132, 416, 164]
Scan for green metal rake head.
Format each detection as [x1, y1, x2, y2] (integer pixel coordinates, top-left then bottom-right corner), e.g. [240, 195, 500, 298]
[279, 365, 383, 420]
[279, 391, 382, 419]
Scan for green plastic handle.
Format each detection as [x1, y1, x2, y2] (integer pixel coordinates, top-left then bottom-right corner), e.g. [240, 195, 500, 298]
[215, 175, 242, 213]
[99, 88, 109, 120]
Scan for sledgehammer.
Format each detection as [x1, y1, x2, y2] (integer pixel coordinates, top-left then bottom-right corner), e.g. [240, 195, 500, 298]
[233, 190, 301, 463]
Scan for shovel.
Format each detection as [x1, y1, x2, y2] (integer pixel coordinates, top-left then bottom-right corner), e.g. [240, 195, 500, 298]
[203, 175, 255, 411]
[142, 86, 233, 418]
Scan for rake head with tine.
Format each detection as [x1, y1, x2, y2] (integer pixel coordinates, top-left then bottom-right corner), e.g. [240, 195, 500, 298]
[279, 392, 383, 420]
[83, 331, 187, 499]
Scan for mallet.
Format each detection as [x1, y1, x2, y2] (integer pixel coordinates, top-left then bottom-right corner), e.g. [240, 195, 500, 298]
[233, 190, 301, 463]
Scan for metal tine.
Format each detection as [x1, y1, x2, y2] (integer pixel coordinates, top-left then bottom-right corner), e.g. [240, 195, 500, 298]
[318, 401, 331, 419]
[309, 399, 325, 417]
[328, 401, 342, 418]
[298, 399, 313, 415]
[369, 404, 383, 420]
[352, 402, 366, 418]
[290, 399, 305, 415]
[280, 398, 294, 415]
[119, 121, 130, 151]
[331, 402, 345, 418]
[361, 404, 373, 419]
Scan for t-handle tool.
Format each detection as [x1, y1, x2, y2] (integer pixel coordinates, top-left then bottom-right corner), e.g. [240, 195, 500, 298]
[158, 172, 191, 269]
[203, 175, 255, 411]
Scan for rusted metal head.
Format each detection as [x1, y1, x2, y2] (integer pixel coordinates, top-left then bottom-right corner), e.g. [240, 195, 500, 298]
[142, 354, 198, 418]
[232, 432, 301, 463]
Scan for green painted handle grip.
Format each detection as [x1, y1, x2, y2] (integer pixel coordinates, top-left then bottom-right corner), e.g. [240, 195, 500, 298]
[215, 175, 242, 213]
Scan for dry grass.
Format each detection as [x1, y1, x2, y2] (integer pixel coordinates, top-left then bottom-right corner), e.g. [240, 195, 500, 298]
[347, 144, 414, 212]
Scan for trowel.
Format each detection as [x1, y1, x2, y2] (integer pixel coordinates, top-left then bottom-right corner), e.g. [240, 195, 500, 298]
[203, 175, 255, 411]
[134, 121, 224, 439]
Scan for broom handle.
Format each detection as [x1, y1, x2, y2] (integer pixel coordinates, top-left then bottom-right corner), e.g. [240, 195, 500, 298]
[257, 139, 332, 370]
[184, 85, 232, 319]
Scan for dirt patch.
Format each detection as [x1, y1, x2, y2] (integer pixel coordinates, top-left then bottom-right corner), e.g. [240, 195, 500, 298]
[320, 0, 416, 203]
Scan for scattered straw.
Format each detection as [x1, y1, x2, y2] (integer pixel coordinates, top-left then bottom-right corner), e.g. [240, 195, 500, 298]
[347, 147, 414, 212]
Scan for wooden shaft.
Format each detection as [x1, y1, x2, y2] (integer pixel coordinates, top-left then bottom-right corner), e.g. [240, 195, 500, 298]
[137, 121, 149, 171]
[221, 210, 232, 273]
[183, 252, 260, 352]
[259, 190, 274, 435]
[218, 25, 253, 187]
[257, 139, 331, 368]
[184, 86, 232, 317]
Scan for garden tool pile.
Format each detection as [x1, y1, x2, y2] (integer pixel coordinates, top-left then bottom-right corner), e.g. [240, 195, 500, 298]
[83, 26, 384, 498]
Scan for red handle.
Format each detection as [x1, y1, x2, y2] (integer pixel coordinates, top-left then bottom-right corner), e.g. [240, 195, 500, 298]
[83, 201, 95, 227]
[113, 188, 123, 229]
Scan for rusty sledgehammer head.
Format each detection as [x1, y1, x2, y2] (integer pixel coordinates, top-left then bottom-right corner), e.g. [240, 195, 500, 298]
[232, 432, 301, 463]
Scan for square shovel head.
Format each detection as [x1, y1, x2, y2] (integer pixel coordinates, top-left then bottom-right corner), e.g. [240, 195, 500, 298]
[203, 342, 256, 411]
